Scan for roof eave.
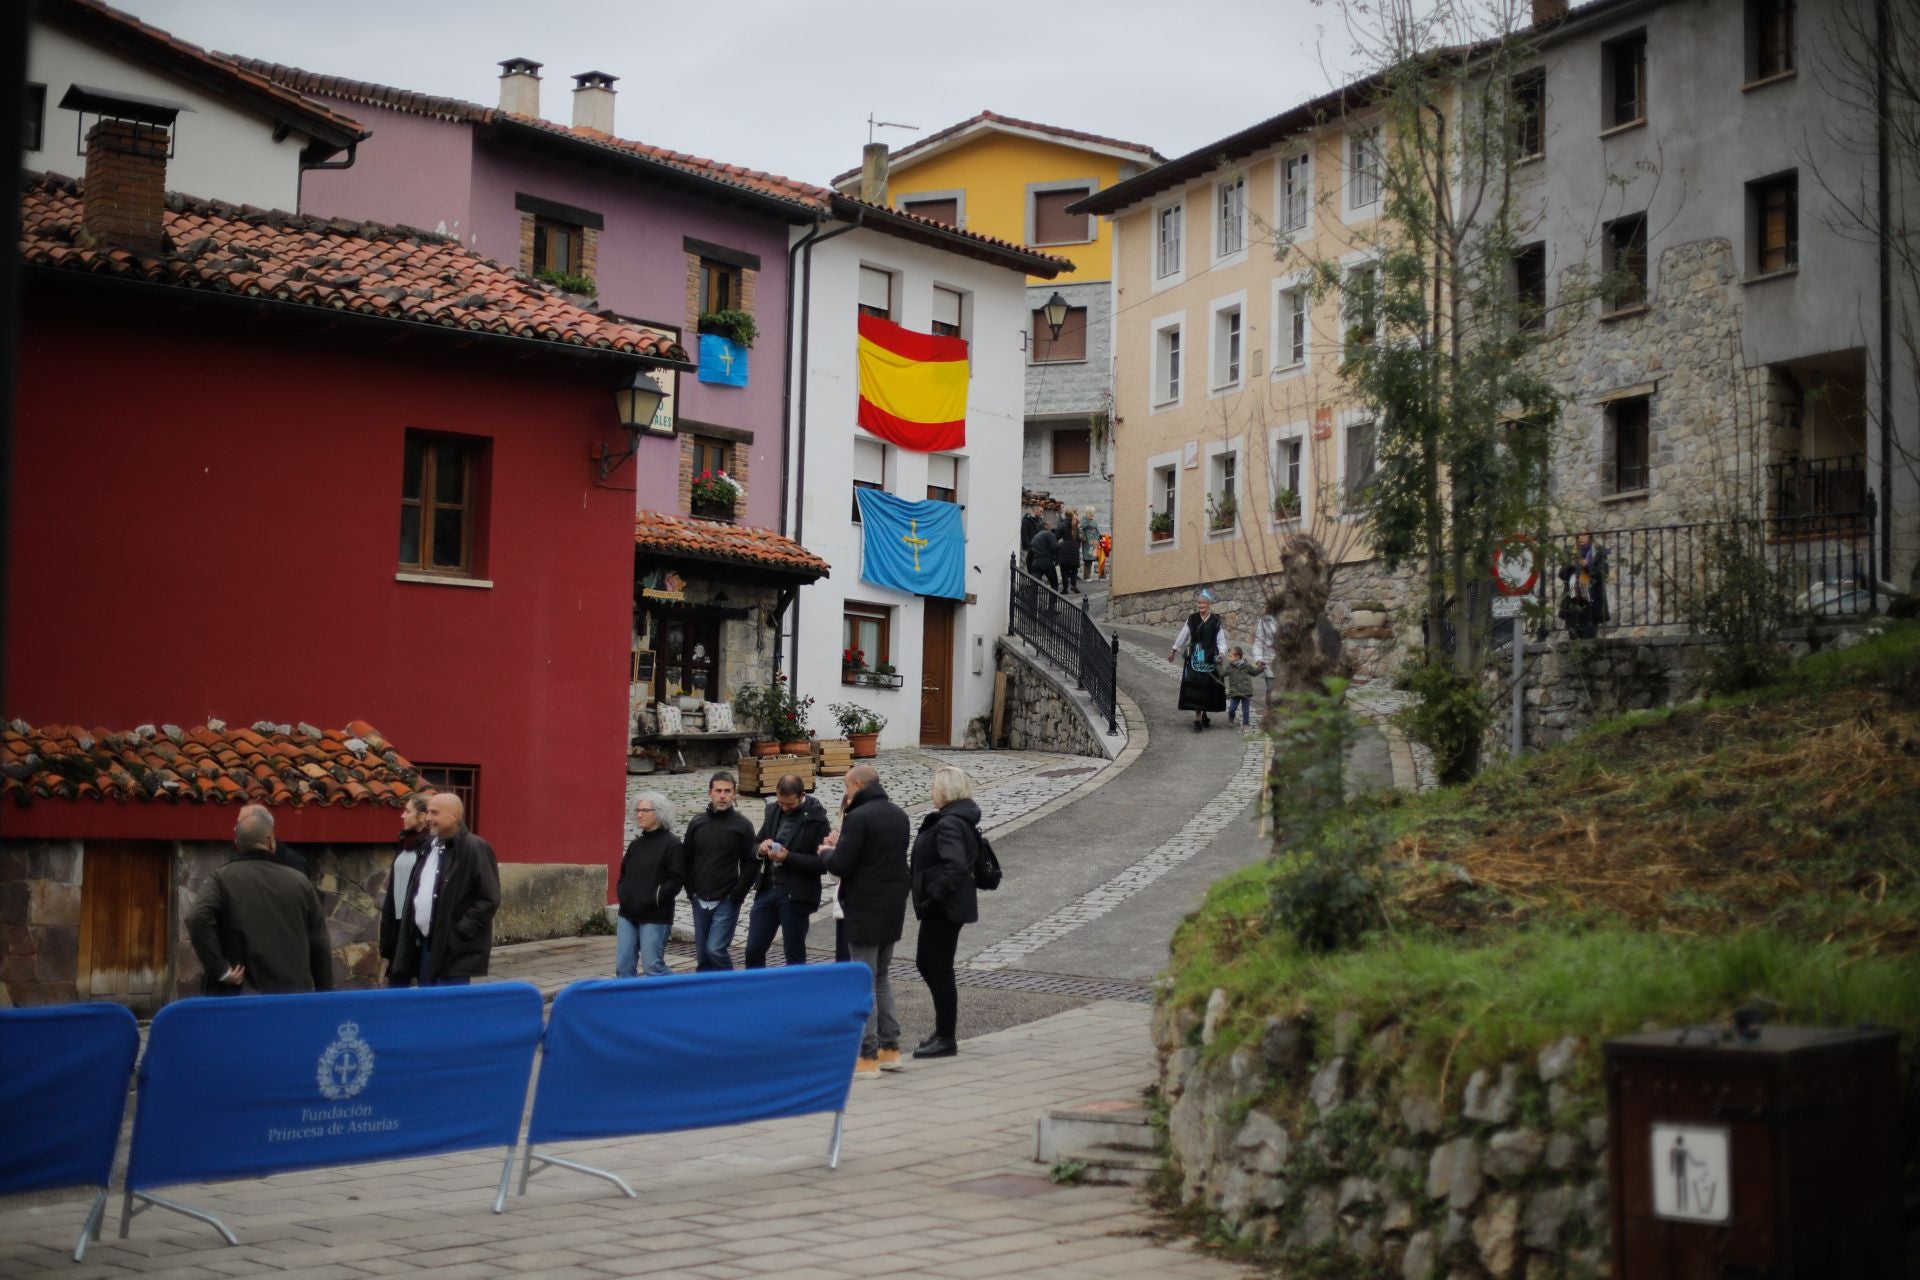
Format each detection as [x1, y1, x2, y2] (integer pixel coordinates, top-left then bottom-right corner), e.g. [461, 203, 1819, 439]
[827, 195, 1069, 277]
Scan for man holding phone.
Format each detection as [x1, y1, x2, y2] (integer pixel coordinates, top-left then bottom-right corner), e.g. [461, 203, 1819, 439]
[744, 774, 831, 968]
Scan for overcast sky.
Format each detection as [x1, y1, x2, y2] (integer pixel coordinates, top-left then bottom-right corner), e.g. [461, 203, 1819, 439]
[113, 0, 1362, 186]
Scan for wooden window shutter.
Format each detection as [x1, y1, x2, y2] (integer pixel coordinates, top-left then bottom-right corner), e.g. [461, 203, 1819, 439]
[904, 197, 959, 226]
[1031, 307, 1088, 362]
[1053, 429, 1092, 475]
[1033, 189, 1091, 244]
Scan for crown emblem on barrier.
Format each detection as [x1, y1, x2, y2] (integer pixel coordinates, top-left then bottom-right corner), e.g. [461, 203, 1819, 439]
[316, 1020, 375, 1101]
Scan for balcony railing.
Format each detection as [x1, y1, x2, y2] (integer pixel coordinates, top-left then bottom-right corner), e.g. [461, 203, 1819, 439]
[1768, 453, 1867, 519]
[1008, 555, 1120, 736]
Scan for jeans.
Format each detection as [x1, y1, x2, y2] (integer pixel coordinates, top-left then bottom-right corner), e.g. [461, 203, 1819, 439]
[615, 917, 672, 977]
[743, 885, 811, 968]
[690, 897, 741, 971]
[916, 912, 964, 1040]
[847, 939, 899, 1058]
[416, 942, 471, 987]
[1228, 695, 1251, 726]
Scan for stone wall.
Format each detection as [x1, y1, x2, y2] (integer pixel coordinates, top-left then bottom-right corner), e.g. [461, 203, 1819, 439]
[1153, 993, 1610, 1278]
[495, 863, 606, 943]
[995, 639, 1111, 758]
[0, 840, 82, 1007]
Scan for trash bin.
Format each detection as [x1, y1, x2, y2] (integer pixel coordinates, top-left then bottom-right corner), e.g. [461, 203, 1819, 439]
[1605, 1022, 1901, 1278]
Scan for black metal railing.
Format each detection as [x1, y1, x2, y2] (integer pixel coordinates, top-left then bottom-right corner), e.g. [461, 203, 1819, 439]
[1767, 453, 1868, 519]
[1542, 495, 1880, 636]
[1008, 554, 1120, 736]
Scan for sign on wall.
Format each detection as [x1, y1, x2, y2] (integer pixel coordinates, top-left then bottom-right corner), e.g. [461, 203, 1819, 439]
[1650, 1123, 1731, 1224]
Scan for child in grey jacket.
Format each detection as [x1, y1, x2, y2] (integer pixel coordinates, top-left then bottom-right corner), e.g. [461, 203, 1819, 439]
[1223, 646, 1263, 726]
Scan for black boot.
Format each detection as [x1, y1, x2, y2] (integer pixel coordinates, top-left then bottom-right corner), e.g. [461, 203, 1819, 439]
[913, 1036, 958, 1059]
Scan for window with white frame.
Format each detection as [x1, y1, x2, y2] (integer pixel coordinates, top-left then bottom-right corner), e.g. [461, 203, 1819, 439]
[1280, 152, 1312, 234]
[1277, 284, 1309, 370]
[1272, 432, 1305, 521]
[1347, 127, 1382, 211]
[1149, 458, 1179, 543]
[1216, 174, 1247, 258]
[851, 435, 887, 521]
[1343, 419, 1379, 509]
[1208, 448, 1240, 532]
[1343, 264, 1379, 351]
[1153, 320, 1183, 406]
[931, 285, 964, 338]
[1156, 202, 1184, 279]
[858, 266, 893, 319]
[1212, 304, 1243, 390]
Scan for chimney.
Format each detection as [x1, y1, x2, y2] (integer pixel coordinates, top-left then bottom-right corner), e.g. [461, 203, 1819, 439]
[1531, 0, 1568, 23]
[497, 57, 543, 117]
[82, 119, 171, 255]
[571, 71, 618, 133]
[859, 142, 889, 204]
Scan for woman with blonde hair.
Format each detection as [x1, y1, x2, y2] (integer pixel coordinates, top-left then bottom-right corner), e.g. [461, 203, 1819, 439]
[909, 765, 982, 1059]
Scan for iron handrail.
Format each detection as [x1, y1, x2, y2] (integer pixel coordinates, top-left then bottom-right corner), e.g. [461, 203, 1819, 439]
[1007, 554, 1120, 736]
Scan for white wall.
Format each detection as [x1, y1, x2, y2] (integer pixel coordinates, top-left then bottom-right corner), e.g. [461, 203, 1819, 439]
[787, 226, 1030, 748]
[26, 21, 310, 210]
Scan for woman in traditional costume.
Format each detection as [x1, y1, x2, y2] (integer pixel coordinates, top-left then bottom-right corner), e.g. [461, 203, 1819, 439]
[1167, 589, 1228, 731]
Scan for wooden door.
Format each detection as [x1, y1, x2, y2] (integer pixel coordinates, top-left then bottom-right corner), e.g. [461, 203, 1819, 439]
[920, 599, 955, 745]
[78, 841, 172, 1013]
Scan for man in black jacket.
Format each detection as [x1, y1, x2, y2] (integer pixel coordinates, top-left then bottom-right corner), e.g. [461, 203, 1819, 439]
[1019, 503, 1042, 572]
[744, 775, 830, 969]
[821, 765, 911, 1076]
[1028, 520, 1060, 591]
[680, 771, 757, 971]
[188, 805, 332, 994]
[390, 793, 499, 986]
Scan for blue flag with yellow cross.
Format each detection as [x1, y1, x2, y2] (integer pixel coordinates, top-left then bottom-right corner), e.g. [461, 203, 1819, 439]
[856, 488, 965, 600]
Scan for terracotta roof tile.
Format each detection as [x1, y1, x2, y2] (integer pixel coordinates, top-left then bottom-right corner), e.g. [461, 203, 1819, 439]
[635, 512, 830, 580]
[831, 109, 1165, 184]
[1, 719, 419, 809]
[20, 173, 688, 361]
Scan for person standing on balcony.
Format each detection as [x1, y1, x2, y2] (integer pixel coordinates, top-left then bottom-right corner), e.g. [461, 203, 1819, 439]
[1558, 533, 1610, 639]
[1168, 589, 1228, 732]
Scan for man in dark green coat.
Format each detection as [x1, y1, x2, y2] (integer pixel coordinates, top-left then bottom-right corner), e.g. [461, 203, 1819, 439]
[188, 804, 332, 994]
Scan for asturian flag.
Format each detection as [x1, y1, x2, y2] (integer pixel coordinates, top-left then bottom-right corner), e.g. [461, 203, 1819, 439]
[856, 488, 966, 600]
[856, 314, 968, 452]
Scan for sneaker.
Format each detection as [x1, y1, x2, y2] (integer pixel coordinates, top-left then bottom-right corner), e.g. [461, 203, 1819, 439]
[854, 1056, 881, 1079]
[912, 1037, 958, 1060]
[876, 1048, 903, 1072]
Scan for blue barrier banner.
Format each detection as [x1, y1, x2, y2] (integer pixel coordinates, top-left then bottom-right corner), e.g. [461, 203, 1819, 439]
[126, 984, 542, 1190]
[527, 966, 872, 1144]
[0, 1004, 139, 1194]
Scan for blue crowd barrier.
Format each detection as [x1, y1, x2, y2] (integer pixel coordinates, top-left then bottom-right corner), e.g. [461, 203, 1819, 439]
[506, 965, 873, 1209]
[122, 983, 544, 1244]
[0, 1003, 140, 1260]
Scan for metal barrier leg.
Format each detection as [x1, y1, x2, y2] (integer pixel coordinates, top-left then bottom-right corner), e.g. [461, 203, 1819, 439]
[72, 1187, 108, 1261]
[827, 1110, 845, 1170]
[117, 1187, 133, 1240]
[492, 1146, 517, 1214]
[514, 1150, 636, 1202]
[519, 1140, 536, 1197]
[122, 1190, 238, 1246]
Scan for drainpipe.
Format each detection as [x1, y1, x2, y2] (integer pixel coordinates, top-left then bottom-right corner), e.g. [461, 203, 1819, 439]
[786, 207, 864, 680]
[1875, 0, 1893, 578]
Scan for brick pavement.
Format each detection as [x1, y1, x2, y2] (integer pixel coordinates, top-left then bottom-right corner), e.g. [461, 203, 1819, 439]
[0, 1003, 1253, 1280]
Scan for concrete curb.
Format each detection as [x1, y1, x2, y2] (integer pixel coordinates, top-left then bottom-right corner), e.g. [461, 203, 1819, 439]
[985, 682, 1149, 845]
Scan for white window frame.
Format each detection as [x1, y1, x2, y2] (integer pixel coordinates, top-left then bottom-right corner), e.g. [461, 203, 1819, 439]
[1204, 436, 1243, 540]
[1152, 195, 1187, 290]
[1270, 271, 1312, 379]
[1340, 252, 1383, 354]
[1336, 409, 1379, 520]
[852, 434, 889, 523]
[1208, 290, 1247, 396]
[1027, 178, 1098, 246]
[897, 187, 967, 228]
[1276, 149, 1313, 238]
[1146, 448, 1182, 553]
[1213, 172, 1248, 263]
[1150, 311, 1185, 412]
[1344, 124, 1383, 220]
[858, 264, 895, 318]
[1268, 421, 1310, 527]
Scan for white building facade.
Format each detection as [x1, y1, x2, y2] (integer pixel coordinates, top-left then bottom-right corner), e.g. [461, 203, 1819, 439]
[785, 201, 1066, 747]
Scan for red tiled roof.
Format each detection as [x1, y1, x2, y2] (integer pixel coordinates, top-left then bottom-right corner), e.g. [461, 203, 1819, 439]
[635, 512, 830, 580]
[832, 110, 1165, 185]
[20, 173, 688, 361]
[2, 719, 419, 809]
[510, 117, 832, 209]
[43, 0, 368, 152]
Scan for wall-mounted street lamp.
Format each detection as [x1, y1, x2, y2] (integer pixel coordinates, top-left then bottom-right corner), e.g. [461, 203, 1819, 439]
[597, 368, 667, 480]
[1041, 291, 1070, 341]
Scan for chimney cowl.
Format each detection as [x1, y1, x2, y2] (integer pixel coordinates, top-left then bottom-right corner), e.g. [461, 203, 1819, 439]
[571, 71, 618, 133]
[859, 142, 889, 205]
[1531, 0, 1569, 24]
[497, 57, 542, 117]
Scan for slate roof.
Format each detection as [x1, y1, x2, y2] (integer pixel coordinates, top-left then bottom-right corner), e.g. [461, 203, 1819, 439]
[831, 110, 1165, 185]
[2, 719, 420, 809]
[20, 173, 688, 361]
[635, 512, 831, 581]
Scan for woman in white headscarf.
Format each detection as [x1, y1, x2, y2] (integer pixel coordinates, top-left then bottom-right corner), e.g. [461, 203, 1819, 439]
[1167, 588, 1228, 731]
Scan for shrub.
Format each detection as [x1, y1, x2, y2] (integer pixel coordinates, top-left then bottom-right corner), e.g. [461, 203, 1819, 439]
[535, 268, 596, 296]
[1395, 658, 1493, 784]
[697, 308, 758, 348]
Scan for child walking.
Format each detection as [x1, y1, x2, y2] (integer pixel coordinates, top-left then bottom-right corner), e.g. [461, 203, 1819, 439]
[1223, 646, 1262, 727]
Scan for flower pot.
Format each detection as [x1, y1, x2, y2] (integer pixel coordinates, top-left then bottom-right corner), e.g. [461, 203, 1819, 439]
[849, 732, 879, 758]
[677, 695, 703, 713]
[1151, 529, 1173, 543]
[692, 499, 734, 521]
[750, 740, 780, 757]
[781, 740, 811, 756]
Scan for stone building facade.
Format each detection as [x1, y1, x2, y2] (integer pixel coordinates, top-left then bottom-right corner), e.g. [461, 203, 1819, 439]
[1025, 279, 1116, 535]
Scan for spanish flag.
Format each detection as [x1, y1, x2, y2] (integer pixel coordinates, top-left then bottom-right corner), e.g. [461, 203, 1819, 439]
[857, 314, 968, 452]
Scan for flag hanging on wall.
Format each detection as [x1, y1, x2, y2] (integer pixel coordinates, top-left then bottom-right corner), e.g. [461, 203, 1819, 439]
[856, 314, 968, 452]
[856, 488, 966, 600]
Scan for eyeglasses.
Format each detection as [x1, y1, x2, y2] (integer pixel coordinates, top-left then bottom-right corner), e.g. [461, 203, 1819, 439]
[634, 807, 654, 814]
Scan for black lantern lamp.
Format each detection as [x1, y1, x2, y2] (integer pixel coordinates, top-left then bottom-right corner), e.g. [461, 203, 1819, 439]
[1042, 291, 1070, 340]
[599, 368, 667, 480]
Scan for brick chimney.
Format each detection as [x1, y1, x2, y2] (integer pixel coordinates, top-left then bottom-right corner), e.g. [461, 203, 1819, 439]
[1531, 0, 1568, 23]
[497, 57, 543, 117]
[571, 72, 617, 133]
[859, 142, 889, 204]
[82, 119, 170, 255]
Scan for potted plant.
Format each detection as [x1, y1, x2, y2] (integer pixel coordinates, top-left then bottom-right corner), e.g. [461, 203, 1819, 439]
[1207, 492, 1238, 532]
[1149, 510, 1174, 542]
[830, 702, 887, 758]
[1272, 486, 1300, 522]
[690, 469, 741, 521]
[731, 683, 781, 755]
[696, 309, 758, 349]
[842, 646, 868, 683]
[771, 676, 816, 754]
[535, 268, 596, 297]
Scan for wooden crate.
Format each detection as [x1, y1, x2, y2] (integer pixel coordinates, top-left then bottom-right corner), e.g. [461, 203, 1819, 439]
[738, 754, 815, 795]
[814, 738, 854, 777]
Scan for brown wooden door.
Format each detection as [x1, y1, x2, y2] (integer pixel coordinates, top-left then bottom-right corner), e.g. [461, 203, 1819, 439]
[920, 599, 955, 745]
[79, 841, 172, 1013]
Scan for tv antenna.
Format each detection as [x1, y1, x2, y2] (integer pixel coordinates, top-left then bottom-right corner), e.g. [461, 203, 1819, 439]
[867, 113, 919, 144]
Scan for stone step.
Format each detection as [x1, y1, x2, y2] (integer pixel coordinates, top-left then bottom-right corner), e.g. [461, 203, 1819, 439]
[1050, 1147, 1163, 1187]
[1034, 1098, 1160, 1163]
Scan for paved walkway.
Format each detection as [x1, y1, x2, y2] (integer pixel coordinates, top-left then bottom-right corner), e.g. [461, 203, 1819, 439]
[0, 1003, 1250, 1280]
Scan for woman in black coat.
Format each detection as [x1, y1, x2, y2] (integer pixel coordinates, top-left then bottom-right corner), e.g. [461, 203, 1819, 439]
[616, 791, 683, 977]
[1057, 514, 1082, 594]
[910, 766, 981, 1060]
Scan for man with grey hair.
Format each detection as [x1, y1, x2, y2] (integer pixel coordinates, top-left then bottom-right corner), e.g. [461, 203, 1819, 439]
[391, 792, 500, 986]
[821, 764, 910, 1077]
[187, 803, 333, 994]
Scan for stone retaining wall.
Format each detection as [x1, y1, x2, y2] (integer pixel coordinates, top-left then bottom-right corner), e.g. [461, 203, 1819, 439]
[1152, 992, 1610, 1278]
[995, 640, 1111, 758]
